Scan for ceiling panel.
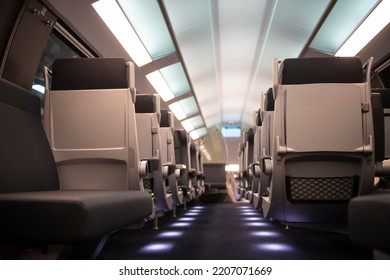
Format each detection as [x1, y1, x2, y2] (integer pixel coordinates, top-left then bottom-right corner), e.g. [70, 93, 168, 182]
[164, 0, 330, 130]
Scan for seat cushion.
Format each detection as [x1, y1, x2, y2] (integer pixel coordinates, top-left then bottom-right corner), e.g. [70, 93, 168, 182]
[349, 189, 390, 253]
[0, 190, 152, 243]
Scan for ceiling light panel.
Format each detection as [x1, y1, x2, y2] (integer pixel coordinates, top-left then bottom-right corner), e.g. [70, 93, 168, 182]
[117, 0, 175, 59]
[181, 115, 205, 133]
[92, 0, 152, 66]
[146, 71, 175, 101]
[335, 0, 390, 57]
[195, 127, 208, 137]
[168, 102, 187, 120]
[181, 119, 194, 132]
[187, 115, 204, 129]
[178, 96, 199, 117]
[310, 0, 379, 54]
[160, 62, 191, 97]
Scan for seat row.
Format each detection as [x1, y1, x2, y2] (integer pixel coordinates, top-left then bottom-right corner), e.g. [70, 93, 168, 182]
[238, 55, 390, 256]
[0, 58, 205, 259]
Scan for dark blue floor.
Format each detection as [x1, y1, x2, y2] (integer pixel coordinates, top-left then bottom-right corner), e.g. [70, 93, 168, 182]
[98, 200, 372, 260]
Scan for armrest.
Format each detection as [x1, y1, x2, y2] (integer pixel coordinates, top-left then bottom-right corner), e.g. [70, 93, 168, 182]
[139, 157, 160, 178]
[260, 156, 273, 176]
[250, 163, 261, 177]
[188, 169, 196, 179]
[162, 162, 176, 178]
[175, 164, 186, 178]
[376, 160, 390, 176]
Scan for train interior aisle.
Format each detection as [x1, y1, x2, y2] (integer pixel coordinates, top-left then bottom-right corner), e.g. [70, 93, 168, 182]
[1, 0, 390, 264]
[99, 194, 372, 260]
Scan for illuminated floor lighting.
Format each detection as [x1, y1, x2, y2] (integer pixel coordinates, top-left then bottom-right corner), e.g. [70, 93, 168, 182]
[138, 243, 174, 253]
[238, 205, 251, 209]
[158, 231, 184, 238]
[170, 222, 192, 228]
[240, 209, 256, 212]
[192, 206, 205, 209]
[257, 243, 294, 252]
[244, 217, 265, 221]
[188, 209, 203, 212]
[251, 231, 280, 237]
[178, 217, 195, 222]
[184, 212, 200, 216]
[241, 212, 259, 216]
[245, 222, 271, 227]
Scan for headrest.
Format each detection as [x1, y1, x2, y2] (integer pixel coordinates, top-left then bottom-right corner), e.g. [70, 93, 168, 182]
[190, 142, 198, 152]
[246, 128, 254, 143]
[174, 129, 188, 146]
[264, 88, 274, 111]
[51, 58, 128, 90]
[160, 109, 173, 127]
[253, 109, 262, 126]
[135, 94, 160, 114]
[280, 57, 363, 85]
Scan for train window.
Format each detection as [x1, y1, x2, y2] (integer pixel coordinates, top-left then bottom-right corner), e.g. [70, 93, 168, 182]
[31, 24, 94, 107]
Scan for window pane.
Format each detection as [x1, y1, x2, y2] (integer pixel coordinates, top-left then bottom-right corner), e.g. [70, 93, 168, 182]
[32, 31, 84, 106]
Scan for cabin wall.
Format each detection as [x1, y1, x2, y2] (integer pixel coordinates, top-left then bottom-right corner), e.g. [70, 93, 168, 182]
[0, 0, 25, 78]
[0, 0, 57, 90]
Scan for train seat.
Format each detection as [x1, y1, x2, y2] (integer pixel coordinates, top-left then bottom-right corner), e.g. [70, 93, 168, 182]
[190, 141, 205, 198]
[0, 78, 152, 259]
[237, 134, 247, 198]
[135, 94, 173, 227]
[244, 128, 255, 202]
[160, 109, 185, 214]
[197, 143, 205, 194]
[251, 109, 262, 209]
[43, 58, 145, 191]
[254, 88, 274, 211]
[262, 56, 376, 223]
[349, 189, 390, 258]
[174, 129, 196, 202]
[349, 88, 390, 258]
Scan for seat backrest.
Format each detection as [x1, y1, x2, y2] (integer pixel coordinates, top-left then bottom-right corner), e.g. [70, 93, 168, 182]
[190, 141, 201, 194]
[160, 109, 175, 164]
[174, 129, 194, 199]
[135, 94, 161, 160]
[251, 109, 262, 207]
[372, 88, 390, 161]
[135, 94, 172, 212]
[236, 133, 248, 198]
[256, 88, 274, 206]
[279, 57, 366, 153]
[244, 128, 254, 194]
[160, 109, 184, 206]
[263, 57, 375, 223]
[260, 88, 274, 160]
[44, 58, 142, 191]
[253, 109, 262, 163]
[371, 91, 385, 162]
[0, 78, 59, 193]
